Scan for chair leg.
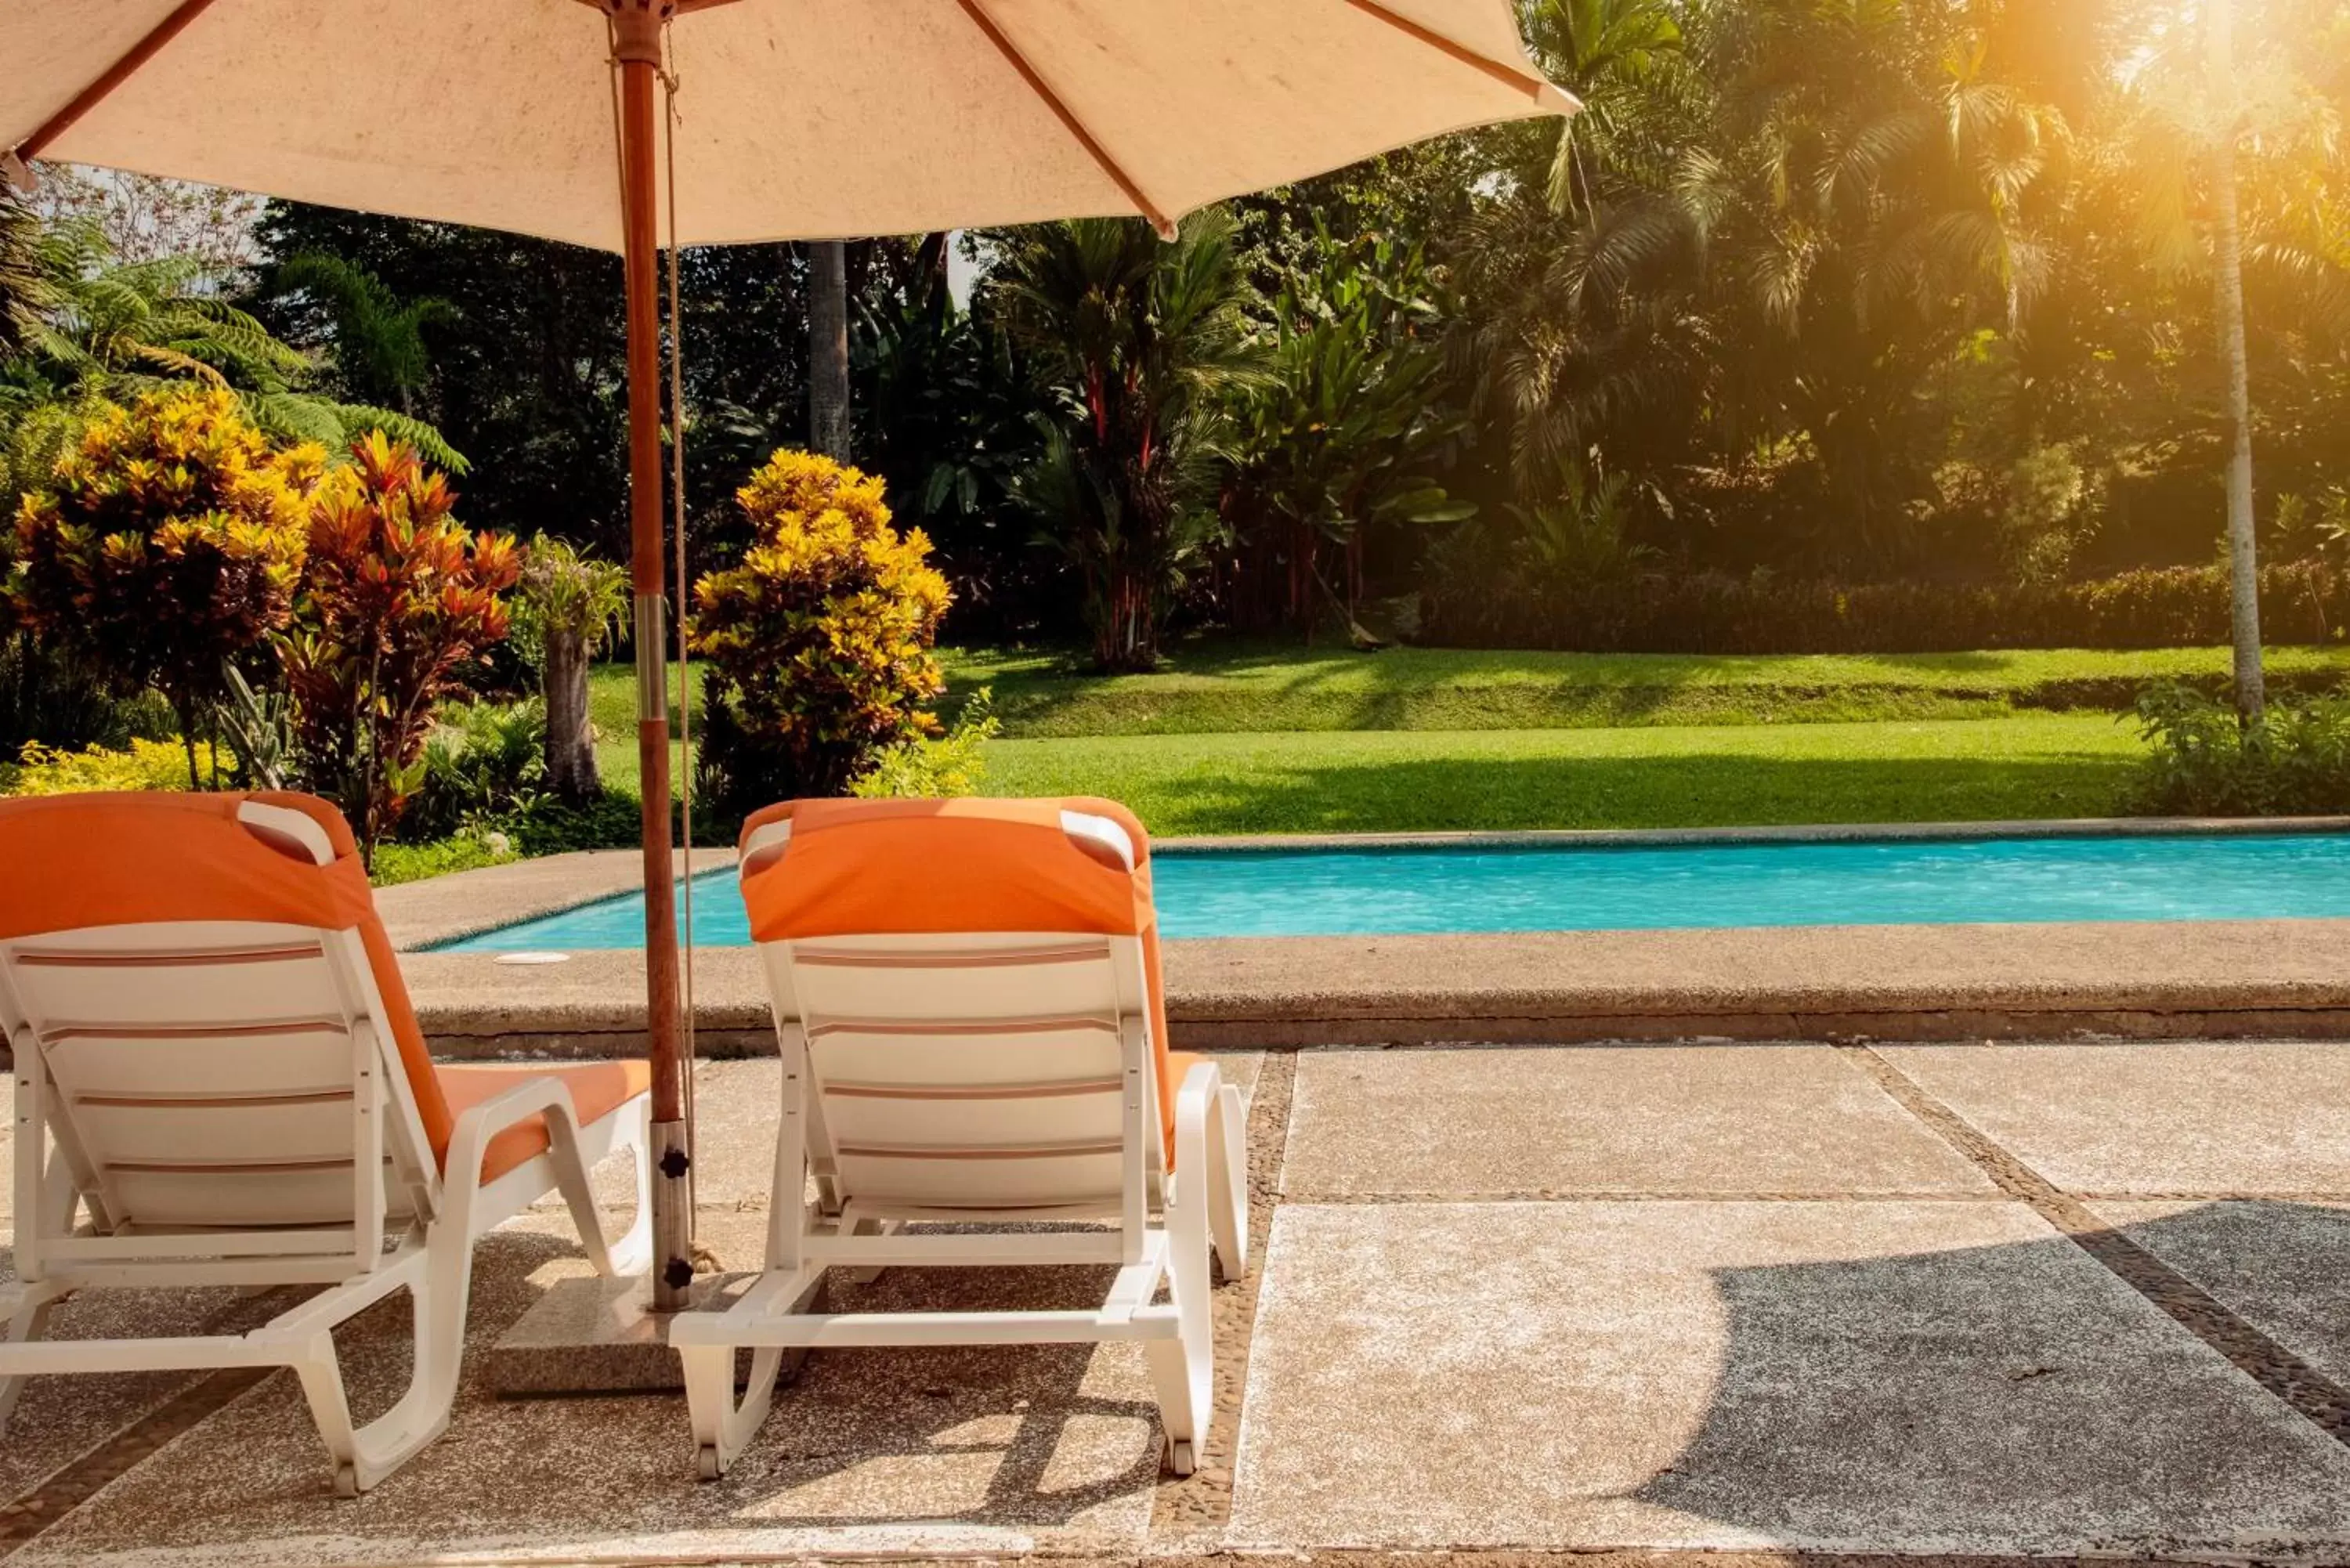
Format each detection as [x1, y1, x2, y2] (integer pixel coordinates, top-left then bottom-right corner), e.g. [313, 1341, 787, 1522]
[0, 1281, 69, 1437]
[1150, 1122, 1217, 1477]
[681, 1342, 787, 1480]
[561, 1111, 653, 1280]
[844, 1216, 897, 1286]
[292, 1233, 472, 1494]
[678, 1264, 819, 1479]
[1208, 1082, 1249, 1284]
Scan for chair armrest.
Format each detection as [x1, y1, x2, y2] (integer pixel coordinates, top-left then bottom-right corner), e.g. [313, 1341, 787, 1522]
[441, 1075, 583, 1193]
[1173, 1057, 1223, 1170]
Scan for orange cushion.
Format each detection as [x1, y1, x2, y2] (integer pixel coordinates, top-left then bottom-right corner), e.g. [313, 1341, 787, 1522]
[434, 1060, 652, 1183]
[1166, 1052, 1213, 1169]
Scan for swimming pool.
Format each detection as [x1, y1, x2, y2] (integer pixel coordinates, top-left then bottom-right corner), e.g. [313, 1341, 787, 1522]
[434, 829, 2350, 951]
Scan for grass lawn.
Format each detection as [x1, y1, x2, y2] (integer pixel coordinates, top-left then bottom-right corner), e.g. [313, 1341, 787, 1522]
[576, 641, 2284, 836]
[980, 714, 2148, 836]
[948, 641, 2350, 736]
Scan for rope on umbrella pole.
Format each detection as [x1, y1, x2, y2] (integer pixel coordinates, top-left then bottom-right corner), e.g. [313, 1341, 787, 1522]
[660, 23, 700, 1240]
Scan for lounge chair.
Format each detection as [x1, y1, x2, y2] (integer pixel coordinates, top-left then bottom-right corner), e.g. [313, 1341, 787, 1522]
[674, 797, 1247, 1479]
[0, 792, 652, 1494]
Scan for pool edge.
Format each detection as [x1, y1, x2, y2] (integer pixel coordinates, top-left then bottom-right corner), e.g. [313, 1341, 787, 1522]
[1151, 813, 2350, 854]
[392, 917, 2350, 1059]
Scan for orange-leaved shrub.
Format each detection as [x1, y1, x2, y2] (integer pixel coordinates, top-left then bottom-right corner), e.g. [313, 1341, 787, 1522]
[692, 450, 951, 807]
[281, 432, 519, 862]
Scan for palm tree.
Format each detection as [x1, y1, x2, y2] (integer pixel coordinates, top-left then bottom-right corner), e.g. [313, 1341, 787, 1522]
[808, 240, 851, 461]
[2207, 0, 2264, 719]
[994, 210, 1267, 670]
[2, 215, 464, 471]
[2122, 0, 2337, 719]
[1521, 0, 1691, 217]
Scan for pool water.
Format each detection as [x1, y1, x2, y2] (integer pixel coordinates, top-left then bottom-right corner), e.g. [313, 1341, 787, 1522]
[435, 830, 2350, 951]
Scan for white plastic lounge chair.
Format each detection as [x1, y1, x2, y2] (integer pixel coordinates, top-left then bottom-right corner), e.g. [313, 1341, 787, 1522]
[0, 791, 652, 1494]
[675, 797, 1247, 1479]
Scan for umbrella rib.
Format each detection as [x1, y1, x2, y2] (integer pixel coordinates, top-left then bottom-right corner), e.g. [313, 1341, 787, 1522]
[953, 0, 1177, 240]
[14, 0, 224, 164]
[1340, 0, 1580, 110]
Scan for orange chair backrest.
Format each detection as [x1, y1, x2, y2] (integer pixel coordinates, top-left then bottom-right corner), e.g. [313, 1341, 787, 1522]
[739, 797, 1177, 1156]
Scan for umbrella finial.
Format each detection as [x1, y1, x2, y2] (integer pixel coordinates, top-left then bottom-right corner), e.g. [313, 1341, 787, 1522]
[606, 0, 674, 65]
[2, 150, 34, 195]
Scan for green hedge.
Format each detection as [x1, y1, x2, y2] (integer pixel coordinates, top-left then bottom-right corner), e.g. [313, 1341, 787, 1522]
[1420, 563, 2346, 655]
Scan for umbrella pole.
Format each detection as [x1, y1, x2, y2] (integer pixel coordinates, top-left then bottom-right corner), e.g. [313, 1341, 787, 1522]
[613, 1, 692, 1315]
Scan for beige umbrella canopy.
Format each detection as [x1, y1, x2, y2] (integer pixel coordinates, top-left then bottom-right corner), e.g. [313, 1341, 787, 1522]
[7, 0, 1575, 248]
[3, 0, 1573, 1312]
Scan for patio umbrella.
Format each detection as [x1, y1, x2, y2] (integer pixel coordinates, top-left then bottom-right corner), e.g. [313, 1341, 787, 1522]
[2, 0, 1574, 1312]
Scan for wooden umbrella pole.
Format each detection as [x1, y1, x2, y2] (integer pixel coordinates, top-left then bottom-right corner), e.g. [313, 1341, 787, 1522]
[609, 0, 692, 1313]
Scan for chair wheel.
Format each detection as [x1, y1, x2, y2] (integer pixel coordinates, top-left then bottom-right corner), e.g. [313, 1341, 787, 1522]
[1167, 1440, 1196, 1476]
[696, 1444, 724, 1482]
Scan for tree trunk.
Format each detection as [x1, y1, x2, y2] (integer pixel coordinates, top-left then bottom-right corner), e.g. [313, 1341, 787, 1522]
[808, 240, 851, 463]
[543, 627, 597, 801]
[2210, 0, 2264, 721]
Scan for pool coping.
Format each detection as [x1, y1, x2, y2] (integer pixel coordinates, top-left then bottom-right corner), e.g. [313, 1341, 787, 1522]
[373, 818, 2350, 1056]
[1154, 813, 2350, 853]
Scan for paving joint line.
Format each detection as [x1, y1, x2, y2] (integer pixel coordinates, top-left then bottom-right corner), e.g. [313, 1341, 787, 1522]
[0, 1277, 308, 1554]
[0, 1364, 273, 1556]
[1149, 1050, 1296, 1545]
[1133, 1551, 2245, 1567]
[1274, 1189, 2016, 1205]
[1843, 1043, 2350, 1446]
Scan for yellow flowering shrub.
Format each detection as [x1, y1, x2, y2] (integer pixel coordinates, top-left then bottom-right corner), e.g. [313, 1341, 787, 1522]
[1, 738, 222, 797]
[11, 388, 321, 783]
[692, 450, 951, 803]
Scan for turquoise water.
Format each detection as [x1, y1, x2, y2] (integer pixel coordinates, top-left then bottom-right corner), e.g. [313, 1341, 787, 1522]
[436, 831, 2350, 951]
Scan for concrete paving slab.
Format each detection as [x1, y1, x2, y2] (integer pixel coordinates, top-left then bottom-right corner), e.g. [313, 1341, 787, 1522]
[2092, 1198, 2350, 1390]
[1885, 1041, 2350, 1194]
[14, 1210, 1165, 1567]
[1230, 1199, 2350, 1555]
[1282, 1046, 1992, 1198]
[0, 1258, 284, 1506]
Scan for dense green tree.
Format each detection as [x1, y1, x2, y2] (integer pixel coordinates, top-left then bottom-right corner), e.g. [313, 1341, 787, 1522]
[253, 203, 631, 555]
[992, 211, 1269, 670]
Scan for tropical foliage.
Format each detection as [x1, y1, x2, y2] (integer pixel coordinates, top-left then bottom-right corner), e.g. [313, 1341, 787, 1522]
[692, 450, 952, 806]
[1222, 223, 1470, 635]
[2, 215, 459, 472]
[2133, 677, 2350, 812]
[9, 387, 320, 783]
[850, 688, 1001, 800]
[0, 735, 222, 797]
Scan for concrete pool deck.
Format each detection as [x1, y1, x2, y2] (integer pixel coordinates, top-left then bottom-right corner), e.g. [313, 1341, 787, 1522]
[378, 824, 2350, 1056]
[9, 1038, 2350, 1566]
